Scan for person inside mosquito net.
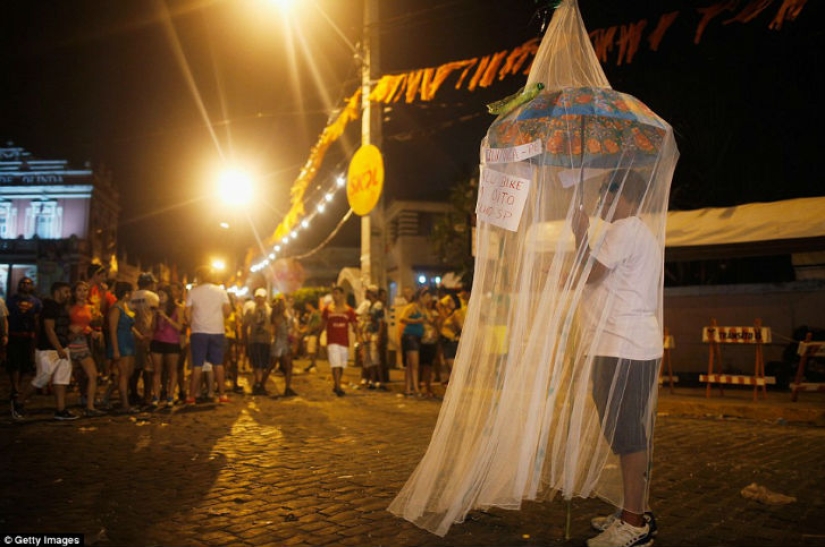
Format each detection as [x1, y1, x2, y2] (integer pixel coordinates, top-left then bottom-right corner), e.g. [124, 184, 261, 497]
[388, 1, 676, 545]
[571, 167, 662, 546]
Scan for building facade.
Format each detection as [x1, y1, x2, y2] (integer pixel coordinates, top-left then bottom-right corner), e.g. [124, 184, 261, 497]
[384, 199, 457, 301]
[0, 143, 120, 298]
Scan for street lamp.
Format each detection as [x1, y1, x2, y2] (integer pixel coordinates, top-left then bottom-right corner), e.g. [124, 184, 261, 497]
[216, 167, 254, 207]
[213, 166, 255, 287]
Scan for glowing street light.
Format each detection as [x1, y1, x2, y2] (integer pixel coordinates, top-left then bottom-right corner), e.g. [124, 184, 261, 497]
[216, 167, 254, 206]
[268, 0, 297, 10]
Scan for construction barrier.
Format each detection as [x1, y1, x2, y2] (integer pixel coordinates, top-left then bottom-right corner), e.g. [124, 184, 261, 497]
[700, 318, 774, 401]
[791, 333, 825, 402]
[659, 328, 678, 393]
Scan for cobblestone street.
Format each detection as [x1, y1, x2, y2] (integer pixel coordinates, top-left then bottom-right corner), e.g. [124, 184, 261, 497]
[2, 361, 824, 547]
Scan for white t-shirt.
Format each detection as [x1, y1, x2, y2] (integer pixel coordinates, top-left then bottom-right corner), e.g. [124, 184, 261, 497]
[130, 289, 159, 335]
[355, 300, 371, 333]
[584, 216, 663, 360]
[186, 283, 229, 335]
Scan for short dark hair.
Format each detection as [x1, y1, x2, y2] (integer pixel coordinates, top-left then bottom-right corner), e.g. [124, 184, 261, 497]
[86, 263, 106, 279]
[332, 286, 344, 294]
[50, 281, 70, 295]
[603, 169, 649, 204]
[137, 272, 156, 288]
[194, 266, 214, 284]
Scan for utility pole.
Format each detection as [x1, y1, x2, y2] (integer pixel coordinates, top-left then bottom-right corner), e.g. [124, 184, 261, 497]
[360, 0, 385, 292]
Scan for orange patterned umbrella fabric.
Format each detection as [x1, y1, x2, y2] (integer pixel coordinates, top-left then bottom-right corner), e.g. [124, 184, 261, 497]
[488, 86, 667, 169]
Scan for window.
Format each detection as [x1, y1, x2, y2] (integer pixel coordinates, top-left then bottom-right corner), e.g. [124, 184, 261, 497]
[35, 212, 52, 238]
[25, 201, 62, 239]
[0, 202, 14, 239]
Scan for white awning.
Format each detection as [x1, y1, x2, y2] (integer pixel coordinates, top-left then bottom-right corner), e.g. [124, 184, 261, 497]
[524, 197, 825, 261]
[665, 197, 825, 260]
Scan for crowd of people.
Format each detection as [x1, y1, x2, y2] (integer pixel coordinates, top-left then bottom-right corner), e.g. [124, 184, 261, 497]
[3, 264, 198, 419]
[397, 285, 469, 398]
[0, 263, 471, 419]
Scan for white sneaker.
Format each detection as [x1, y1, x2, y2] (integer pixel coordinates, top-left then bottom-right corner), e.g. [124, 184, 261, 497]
[586, 519, 652, 547]
[591, 511, 622, 532]
[592, 511, 657, 536]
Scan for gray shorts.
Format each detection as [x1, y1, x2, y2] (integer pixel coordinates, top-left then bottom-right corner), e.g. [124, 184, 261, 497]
[591, 356, 659, 455]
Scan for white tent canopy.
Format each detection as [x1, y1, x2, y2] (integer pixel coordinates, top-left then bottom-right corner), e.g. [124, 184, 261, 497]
[664, 196, 825, 260]
[526, 196, 825, 262]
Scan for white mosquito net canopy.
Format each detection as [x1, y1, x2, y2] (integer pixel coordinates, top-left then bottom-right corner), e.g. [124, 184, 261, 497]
[389, 0, 679, 537]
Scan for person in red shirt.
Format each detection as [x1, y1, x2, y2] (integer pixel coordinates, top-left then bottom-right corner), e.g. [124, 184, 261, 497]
[320, 286, 358, 397]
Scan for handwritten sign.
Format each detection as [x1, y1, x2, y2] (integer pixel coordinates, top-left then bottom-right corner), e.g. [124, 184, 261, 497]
[482, 140, 542, 164]
[702, 326, 772, 344]
[476, 165, 531, 232]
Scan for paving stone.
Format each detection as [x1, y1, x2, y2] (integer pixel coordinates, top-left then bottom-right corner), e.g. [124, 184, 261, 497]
[2, 362, 824, 546]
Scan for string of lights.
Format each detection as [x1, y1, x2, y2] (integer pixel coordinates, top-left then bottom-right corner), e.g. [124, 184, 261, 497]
[248, 171, 349, 274]
[245, 99, 487, 276]
[290, 207, 355, 261]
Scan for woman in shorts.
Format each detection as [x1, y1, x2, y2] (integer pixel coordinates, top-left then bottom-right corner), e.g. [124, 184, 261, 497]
[68, 281, 106, 416]
[104, 282, 141, 413]
[150, 285, 185, 406]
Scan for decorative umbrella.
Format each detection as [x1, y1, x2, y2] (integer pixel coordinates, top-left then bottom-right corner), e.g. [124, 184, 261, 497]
[487, 86, 667, 170]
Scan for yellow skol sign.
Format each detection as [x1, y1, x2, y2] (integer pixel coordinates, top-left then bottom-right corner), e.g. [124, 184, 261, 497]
[347, 144, 384, 216]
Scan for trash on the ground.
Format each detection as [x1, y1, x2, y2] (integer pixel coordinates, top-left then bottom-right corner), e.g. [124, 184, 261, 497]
[740, 482, 797, 504]
[88, 528, 108, 545]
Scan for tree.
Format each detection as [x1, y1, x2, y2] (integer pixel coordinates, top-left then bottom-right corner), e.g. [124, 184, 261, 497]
[292, 286, 330, 311]
[430, 174, 478, 287]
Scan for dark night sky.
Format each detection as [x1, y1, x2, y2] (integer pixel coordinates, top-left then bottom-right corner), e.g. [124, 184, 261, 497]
[1, 0, 822, 276]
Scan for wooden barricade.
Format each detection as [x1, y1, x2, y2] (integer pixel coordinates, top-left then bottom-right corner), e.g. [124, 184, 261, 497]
[791, 333, 825, 402]
[659, 328, 678, 393]
[700, 318, 775, 401]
